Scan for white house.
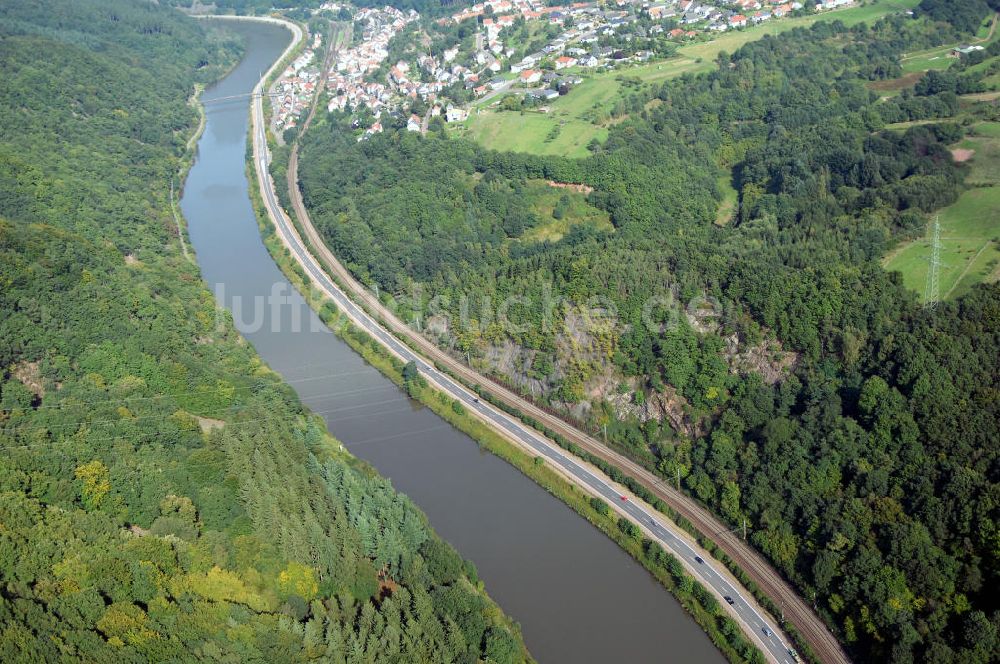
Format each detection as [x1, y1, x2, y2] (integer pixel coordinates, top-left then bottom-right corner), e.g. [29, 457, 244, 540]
[445, 106, 468, 122]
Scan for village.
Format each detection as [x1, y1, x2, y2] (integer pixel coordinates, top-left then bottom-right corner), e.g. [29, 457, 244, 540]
[270, 28, 323, 134]
[270, 0, 860, 137]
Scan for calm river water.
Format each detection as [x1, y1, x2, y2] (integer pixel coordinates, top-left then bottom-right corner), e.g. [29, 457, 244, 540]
[182, 19, 723, 664]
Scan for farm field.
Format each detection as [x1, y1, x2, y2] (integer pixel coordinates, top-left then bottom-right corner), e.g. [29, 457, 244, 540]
[883, 122, 1000, 300]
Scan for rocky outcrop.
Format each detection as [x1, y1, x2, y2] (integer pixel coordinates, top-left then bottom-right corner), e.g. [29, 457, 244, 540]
[723, 333, 798, 385]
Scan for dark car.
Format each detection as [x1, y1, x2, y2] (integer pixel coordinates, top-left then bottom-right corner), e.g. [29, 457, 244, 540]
[694, 556, 704, 564]
[724, 596, 735, 605]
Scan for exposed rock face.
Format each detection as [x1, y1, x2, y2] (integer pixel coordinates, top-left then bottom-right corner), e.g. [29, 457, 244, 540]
[482, 339, 551, 397]
[723, 333, 798, 385]
[606, 383, 701, 438]
[12, 360, 45, 399]
[429, 298, 795, 438]
[547, 180, 594, 194]
[196, 415, 226, 434]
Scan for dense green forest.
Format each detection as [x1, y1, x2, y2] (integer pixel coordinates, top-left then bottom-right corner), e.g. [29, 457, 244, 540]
[919, 0, 997, 33]
[298, 2, 1000, 662]
[0, 1, 526, 662]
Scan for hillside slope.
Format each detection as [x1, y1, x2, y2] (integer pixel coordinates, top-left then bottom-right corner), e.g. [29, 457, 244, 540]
[0, 2, 526, 662]
[297, 3, 1000, 662]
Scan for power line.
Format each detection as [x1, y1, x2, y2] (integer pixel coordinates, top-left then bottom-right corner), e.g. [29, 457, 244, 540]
[924, 215, 942, 308]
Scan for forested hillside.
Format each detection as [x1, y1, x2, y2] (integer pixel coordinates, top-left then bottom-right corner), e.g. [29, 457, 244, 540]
[0, 1, 526, 662]
[299, 3, 1000, 662]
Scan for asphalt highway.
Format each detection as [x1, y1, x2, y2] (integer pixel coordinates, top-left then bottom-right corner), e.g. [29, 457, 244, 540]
[247, 20, 800, 664]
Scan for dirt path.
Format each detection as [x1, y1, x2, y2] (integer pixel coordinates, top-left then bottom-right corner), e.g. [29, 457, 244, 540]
[982, 12, 999, 43]
[943, 241, 992, 299]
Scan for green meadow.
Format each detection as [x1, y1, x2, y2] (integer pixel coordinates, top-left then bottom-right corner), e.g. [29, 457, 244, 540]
[884, 122, 1000, 300]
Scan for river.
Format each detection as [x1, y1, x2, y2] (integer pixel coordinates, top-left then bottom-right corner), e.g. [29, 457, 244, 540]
[182, 19, 724, 664]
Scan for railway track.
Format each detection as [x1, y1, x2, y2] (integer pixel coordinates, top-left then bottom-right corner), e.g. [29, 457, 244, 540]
[278, 27, 850, 664]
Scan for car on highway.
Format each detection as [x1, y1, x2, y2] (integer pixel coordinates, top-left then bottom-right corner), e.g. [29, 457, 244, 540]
[725, 596, 734, 605]
[762, 626, 772, 637]
[694, 556, 704, 564]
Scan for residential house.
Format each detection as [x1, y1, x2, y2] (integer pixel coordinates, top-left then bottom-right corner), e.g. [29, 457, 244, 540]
[520, 69, 543, 84]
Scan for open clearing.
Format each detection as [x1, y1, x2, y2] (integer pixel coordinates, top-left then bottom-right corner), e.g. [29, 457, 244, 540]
[519, 179, 613, 242]
[884, 122, 1000, 300]
[714, 172, 739, 226]
[868, 70, 926, 96]
[900, 16, 998, 74]
[457, 111, 607, 158]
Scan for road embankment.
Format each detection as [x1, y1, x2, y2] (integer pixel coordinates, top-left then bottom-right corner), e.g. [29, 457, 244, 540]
[241, 13, 843, 664]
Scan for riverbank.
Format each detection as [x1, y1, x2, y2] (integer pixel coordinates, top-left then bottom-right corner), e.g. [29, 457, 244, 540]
[176, 18, 537, 662]
[266, 35, 829, 659]
[250, 168, 765, 663]
[239, 14, 780, 664]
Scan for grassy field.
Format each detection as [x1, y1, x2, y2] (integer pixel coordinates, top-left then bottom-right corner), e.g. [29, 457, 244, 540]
[459, 57, 704, 158]
[458, 0, 921, 157]
[676, 0, 920, 62]
[899, 12, 997, 73]
[883, 122, 1000, 300]
[458, 109, 606, 158]
[868, 71, 926, 96]
[880, 14, 1000, 300]
[900, 45, 960, 74]
[971, 120, 1000, 138]
[884, 118, 948, 130]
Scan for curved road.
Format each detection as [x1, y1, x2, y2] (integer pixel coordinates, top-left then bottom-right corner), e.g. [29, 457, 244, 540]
[246, 17, 846, 664]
